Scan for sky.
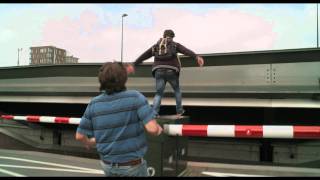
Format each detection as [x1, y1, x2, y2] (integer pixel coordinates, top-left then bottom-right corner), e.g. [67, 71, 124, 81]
[0, 3, 318, 67]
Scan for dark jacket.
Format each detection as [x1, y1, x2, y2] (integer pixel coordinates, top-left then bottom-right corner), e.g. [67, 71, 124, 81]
[133, 40, 198, 77]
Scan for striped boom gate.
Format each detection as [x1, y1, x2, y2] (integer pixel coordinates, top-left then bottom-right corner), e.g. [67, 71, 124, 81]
[163, 124, 320, 139]
[1, 115, 81, 125]
[2, 115, 320, 139]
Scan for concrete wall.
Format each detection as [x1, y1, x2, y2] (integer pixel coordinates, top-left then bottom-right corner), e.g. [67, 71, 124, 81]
[188, 139, 261, 162]
[0, 119, 83, 148]
[273, 141, 320, 164]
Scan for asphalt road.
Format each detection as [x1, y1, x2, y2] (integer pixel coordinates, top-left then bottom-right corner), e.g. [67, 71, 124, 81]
[1, 148, 320, 177]
[0, 149, 104, 177]
[183, 161, 320, 177]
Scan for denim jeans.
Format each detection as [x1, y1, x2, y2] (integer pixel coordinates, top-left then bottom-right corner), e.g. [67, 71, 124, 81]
[100, 159, 148, 177]
[153, 68, 184, 115]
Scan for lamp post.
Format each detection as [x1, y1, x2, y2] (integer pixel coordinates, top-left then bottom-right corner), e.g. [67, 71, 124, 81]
[317, 3, 319, 48]
[17, 48, 22, 66]
[121, 13, 128, 63]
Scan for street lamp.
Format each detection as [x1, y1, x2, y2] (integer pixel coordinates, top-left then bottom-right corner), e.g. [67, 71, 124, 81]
[317, 3, 319, 48]
[17, 48, 23, 66]
[121, 13, 128, 63]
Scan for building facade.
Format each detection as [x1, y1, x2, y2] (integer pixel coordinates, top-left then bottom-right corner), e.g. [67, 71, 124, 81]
[30, 46, 69, 65]
[65, 56, 79, 64]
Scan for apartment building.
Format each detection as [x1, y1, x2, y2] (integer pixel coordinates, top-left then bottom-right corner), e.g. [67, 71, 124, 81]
[30, 46, 67, 65]
[65, 55, 79, 64]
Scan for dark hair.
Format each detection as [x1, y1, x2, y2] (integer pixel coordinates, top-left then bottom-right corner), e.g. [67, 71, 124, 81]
[98, 62, 127, 95]
[163, 29, 175, 38]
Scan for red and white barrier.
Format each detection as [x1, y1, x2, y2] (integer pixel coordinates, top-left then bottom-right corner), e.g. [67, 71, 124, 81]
[1, 115, 80, 125]
[163, 124, 320, 139]
[2, 115, 320, 139]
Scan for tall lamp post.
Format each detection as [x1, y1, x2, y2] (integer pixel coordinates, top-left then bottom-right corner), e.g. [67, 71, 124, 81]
[121, 13, 128, 63]
[317, 3, 319, 48]
[17, 48, 22, 66]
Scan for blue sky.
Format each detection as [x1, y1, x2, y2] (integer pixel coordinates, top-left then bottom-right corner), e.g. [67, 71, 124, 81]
[0, 3, 318, 67]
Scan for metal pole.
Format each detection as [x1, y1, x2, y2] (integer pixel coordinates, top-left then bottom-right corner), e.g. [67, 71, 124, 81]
[121, 17, 124, 63]
[317, 3, 319, 48]
[121, 14, 127, 63]
[17, 48, 22, 66]
[17, 49, 19, 66]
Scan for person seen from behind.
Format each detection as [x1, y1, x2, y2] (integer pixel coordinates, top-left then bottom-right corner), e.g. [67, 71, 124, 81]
[75, 62, 163, 177]
[127, 29, 204, 118]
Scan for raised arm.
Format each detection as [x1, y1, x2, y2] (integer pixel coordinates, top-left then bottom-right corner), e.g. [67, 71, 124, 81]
[126, 47, 153, 74]
[133, 47, 153, 66]
[176, 43, 204, 67]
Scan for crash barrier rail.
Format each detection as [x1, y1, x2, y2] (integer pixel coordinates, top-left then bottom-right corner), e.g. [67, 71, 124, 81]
[1, 114, 320, 139]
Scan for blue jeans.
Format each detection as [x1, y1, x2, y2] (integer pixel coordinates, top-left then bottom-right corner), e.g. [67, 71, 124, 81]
[100, 159, 148, 177]
[153, 68, 184, 115]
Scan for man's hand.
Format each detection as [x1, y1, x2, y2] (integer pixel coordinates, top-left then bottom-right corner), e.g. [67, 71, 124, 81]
[126, 64, 135, 74]
[145, 119, 163, 136]
[84, 138, 96, 150]
[75, 132, 96, 150]
[197, 56, 204, 67]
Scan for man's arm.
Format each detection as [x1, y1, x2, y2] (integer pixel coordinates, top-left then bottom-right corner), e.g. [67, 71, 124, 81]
[75, 102, 95, 149]
[176, 43, 204, 67]
[133, 47, 153, 66]
[176, 43, 197, 59]
[127, 47, 153, 74]
[75, 132, 96, 149]
[136, 92, 163, 136]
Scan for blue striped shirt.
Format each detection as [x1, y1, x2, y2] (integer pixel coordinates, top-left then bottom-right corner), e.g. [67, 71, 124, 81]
[76, 90, 155, 163]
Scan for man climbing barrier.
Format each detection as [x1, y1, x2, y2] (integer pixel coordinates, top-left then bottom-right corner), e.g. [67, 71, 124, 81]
[127, 29, 204, 118]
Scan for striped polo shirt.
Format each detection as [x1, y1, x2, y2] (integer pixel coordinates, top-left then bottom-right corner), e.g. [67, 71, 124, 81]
[76, 90, 155, 163]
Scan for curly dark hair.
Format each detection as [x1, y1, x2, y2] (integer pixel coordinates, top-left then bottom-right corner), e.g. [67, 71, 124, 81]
[163, 29, 175, 38]
[98, 62, 127, 95]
